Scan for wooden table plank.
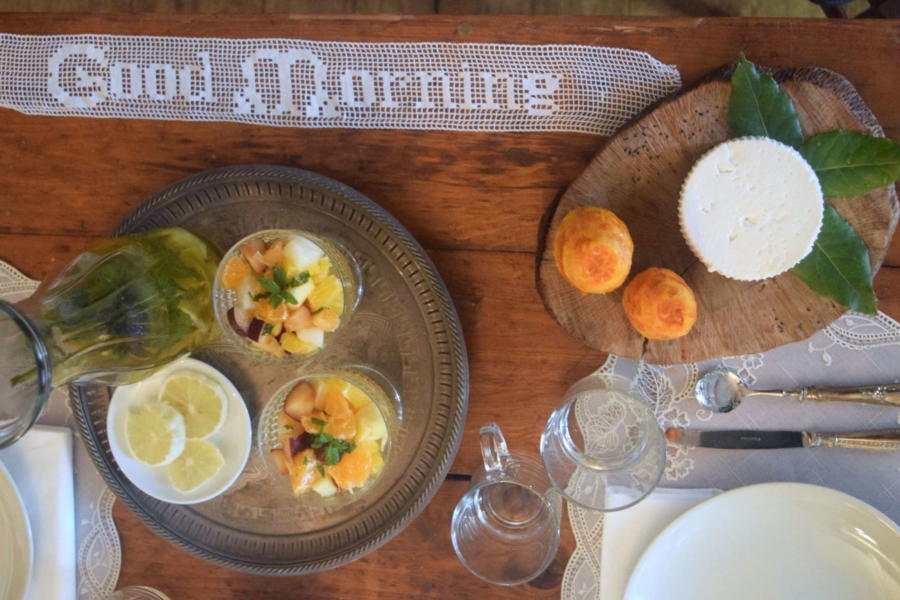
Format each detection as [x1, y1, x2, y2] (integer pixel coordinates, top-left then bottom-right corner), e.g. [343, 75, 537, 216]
[111, 476, 576, 598]
[0, 14, 897, 597]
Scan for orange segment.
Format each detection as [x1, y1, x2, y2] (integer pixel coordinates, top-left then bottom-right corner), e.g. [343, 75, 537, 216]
[327, 446, 373, 491]
[221, 256, 252, 289]
[255, 298, 289, 323]
[324, 388, 353, 418]
[289, 449, 321, 496]
[324, 414, 356, 440]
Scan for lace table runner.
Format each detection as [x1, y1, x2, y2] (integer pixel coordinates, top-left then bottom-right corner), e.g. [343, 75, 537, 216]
[564, 312, 900, 600]
[0, 260, 120, 600]
[0, 34, 680, 135]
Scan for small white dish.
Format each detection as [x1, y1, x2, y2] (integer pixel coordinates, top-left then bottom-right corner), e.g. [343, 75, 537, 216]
[0, 460, 32, 600]
[107, 357, 251, 505]
[624, 482, 900, 600]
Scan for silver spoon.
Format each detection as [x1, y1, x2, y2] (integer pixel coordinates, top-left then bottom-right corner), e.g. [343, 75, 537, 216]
[695, 367, 900, 414]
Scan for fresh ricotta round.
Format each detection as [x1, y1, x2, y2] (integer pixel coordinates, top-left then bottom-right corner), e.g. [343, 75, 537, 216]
[679, 137, 823, 281]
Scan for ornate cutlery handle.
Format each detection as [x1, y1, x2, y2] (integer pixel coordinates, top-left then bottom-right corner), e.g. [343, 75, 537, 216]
[804, 430, 900, 451]
[796, 384, 900, 407]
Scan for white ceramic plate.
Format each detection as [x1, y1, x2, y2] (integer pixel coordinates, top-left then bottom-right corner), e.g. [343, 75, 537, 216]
[625, 482, 900, 600]
[107, 357, 251, 505]
[0, 460, 32, 600]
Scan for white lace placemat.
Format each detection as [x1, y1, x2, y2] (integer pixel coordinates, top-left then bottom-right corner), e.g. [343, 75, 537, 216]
[564, 311, 900, 600]
[0, 34, 680, 135]
[0, 260, 120, 600]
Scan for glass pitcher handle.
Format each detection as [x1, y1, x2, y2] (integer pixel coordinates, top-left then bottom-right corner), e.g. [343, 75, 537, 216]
[479, 423, 509, 477]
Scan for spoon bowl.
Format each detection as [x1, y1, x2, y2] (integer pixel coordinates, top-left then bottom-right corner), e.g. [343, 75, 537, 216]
[695, 367, 750, 413]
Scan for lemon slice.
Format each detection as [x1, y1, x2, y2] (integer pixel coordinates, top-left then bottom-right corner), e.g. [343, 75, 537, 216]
[126, 402, 186, 466]
[167, 439, 225, 492]
[159, 371, 228, 439]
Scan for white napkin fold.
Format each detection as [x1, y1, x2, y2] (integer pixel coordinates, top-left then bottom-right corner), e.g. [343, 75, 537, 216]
[599, 487, 720, 600]
[0, 425, 76, 600]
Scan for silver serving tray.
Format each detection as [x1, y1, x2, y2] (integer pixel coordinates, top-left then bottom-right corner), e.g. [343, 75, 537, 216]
[70, 165, 468, 574]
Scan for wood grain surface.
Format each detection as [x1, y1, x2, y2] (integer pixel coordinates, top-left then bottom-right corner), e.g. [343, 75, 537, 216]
[0, 13, 898, 598]
[538, 67, 898, 364]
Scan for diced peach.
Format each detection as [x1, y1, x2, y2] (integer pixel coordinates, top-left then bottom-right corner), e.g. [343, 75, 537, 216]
[284, 381, 316, 420]
[231, 307, 253, 333]
[554, 207, 633, 294]
[239, 243, 268, 273]
[270, 448, 289, 476]
[328, 446, 373, 491]
[284, 305, 313, 333]
[622, 268, 698, 340]
[261, 241, 284, 266]
[221, 256, 252, 289]
[311, 308, 341, 332]
[277, 411, 303, 435]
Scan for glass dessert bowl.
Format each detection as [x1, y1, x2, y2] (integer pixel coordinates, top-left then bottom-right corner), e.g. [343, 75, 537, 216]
[257, 370, 396, 510]
[213, 229, 361, 362]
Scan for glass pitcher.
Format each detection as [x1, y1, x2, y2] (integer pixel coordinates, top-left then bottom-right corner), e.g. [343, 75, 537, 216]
[0, 227, 220, 448]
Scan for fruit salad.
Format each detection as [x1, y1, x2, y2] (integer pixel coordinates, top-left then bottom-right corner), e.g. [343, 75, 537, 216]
[219, 233, 345, 358]
[270, 377, 388, 498]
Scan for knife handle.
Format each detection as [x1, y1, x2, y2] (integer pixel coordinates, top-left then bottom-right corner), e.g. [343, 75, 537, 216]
[805, 430, 900, 451]
[800, 384, 900, 407]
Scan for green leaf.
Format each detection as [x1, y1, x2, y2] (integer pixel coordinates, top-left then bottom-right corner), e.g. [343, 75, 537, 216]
[791, 204, 876, 314]
[281, 290, 299, 305]
[256, 276, 281, 294]
[315, 463, 325, 477]
[261, 323, 274, 336]
[270, 294, 283, 309]
[728, 53, 804, 148]
[323, 444, 341, 466]
[272, 265, 288, 288]
[311, 417, 327, 428]
[799, 130, 900, 198]
[291, 271, 310, 286]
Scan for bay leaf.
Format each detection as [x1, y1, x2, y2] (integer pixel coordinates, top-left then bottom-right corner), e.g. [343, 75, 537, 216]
[728, 53, 804, 148]
[799, 130, 900, 198]
[791, 204, 876, 315]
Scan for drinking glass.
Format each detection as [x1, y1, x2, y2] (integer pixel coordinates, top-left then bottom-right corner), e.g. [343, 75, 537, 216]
[451, 423, 562, 586]
[541, 374, 666, 511]
[0, 228, 220, 448]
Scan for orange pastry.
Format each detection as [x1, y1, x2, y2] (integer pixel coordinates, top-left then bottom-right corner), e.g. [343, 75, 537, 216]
[554, 207, 633, 294]
[622, 268, 697, 340]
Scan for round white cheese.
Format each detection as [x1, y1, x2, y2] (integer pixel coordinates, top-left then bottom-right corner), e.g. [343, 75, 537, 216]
[679, 137, 823, 281]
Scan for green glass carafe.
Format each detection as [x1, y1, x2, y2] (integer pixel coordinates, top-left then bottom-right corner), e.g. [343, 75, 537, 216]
[0, 227, 220, 448]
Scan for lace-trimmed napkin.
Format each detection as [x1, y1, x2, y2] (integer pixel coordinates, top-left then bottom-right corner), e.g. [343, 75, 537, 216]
[564, 311, 900, 600]
[0, 261, 121, 600]
[0, 34, 680, 134]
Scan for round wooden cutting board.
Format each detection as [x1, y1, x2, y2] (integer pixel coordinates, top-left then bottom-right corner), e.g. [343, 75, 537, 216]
[537, 65, 898, 364]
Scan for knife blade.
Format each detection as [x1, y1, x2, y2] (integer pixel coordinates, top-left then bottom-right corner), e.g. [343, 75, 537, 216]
[665, 428, 900, 451]
[666, 429, 804, 449]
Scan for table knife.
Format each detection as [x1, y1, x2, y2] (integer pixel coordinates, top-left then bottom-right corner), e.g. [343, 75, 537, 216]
[665, 428, 900, 451]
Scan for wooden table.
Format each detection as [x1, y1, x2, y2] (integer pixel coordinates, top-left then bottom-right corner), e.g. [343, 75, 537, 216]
[0, 13, 898, 599]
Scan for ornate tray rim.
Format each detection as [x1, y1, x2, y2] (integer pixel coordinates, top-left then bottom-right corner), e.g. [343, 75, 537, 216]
[70, 164, 469, 575]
